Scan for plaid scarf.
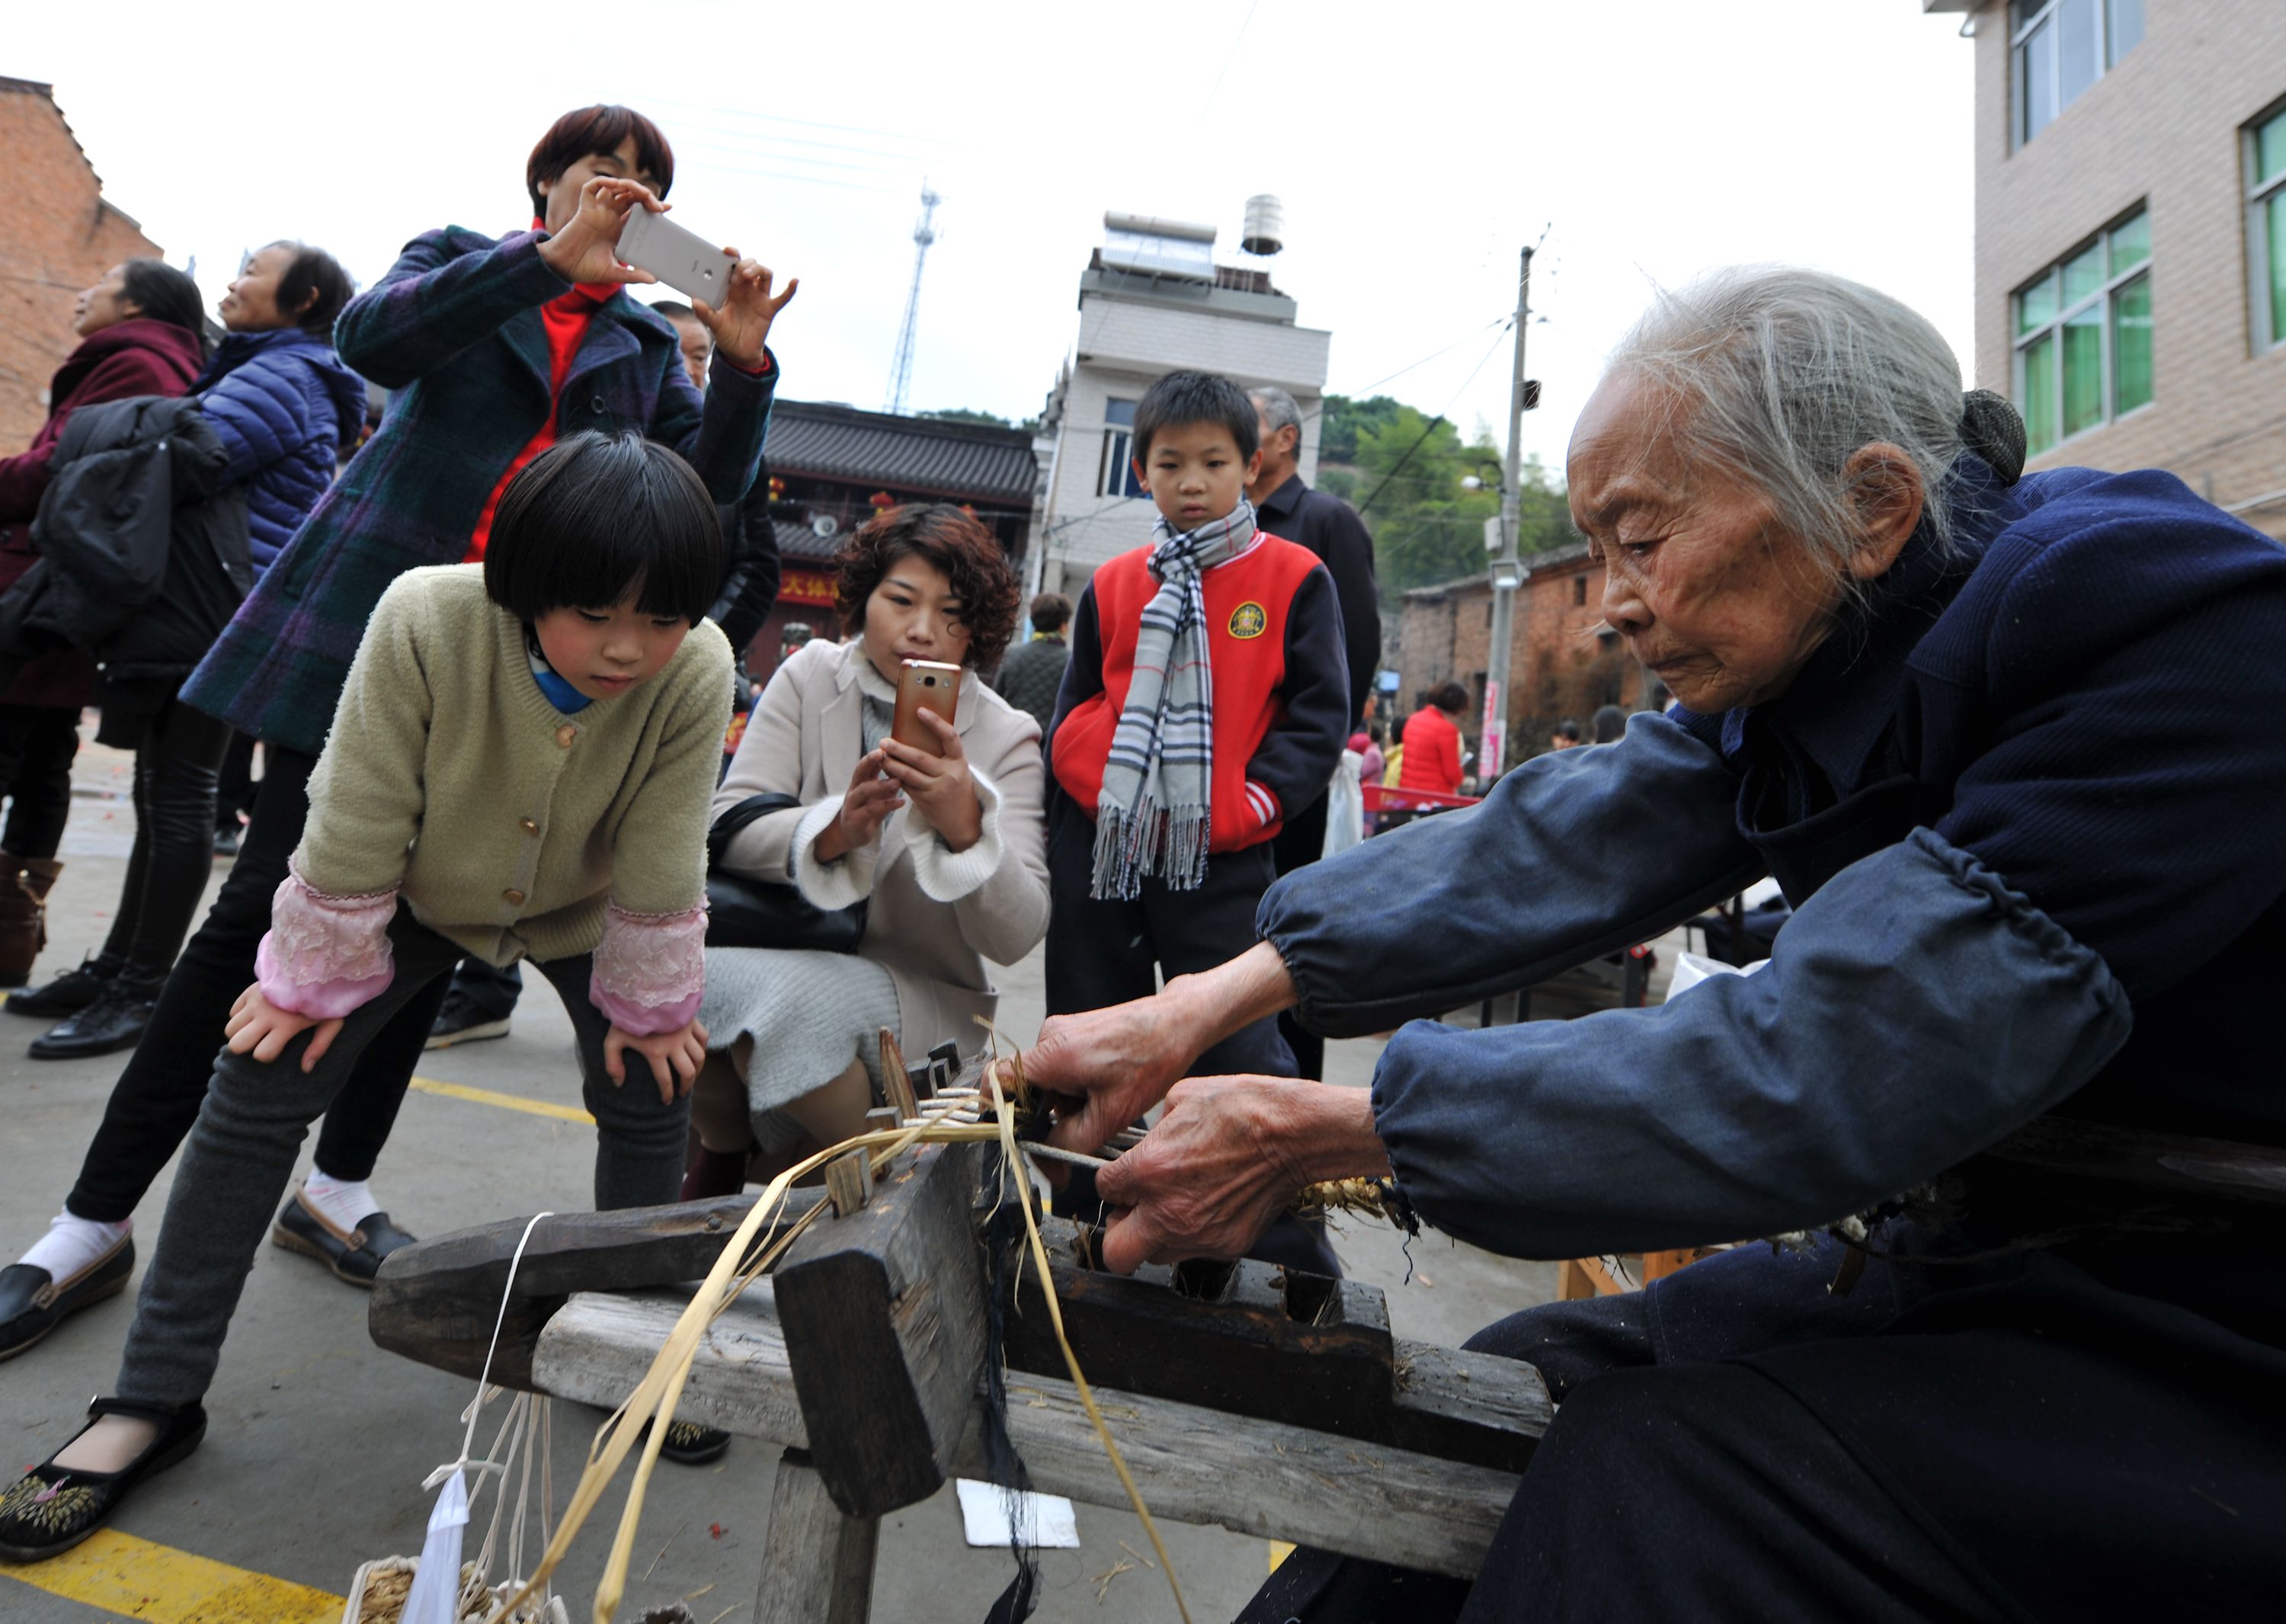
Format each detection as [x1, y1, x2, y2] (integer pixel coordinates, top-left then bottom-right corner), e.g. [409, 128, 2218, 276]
[1090, 500, 1257, 899]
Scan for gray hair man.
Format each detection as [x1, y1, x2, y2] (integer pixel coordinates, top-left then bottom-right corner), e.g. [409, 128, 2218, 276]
[1246, 383, 1380, 1082]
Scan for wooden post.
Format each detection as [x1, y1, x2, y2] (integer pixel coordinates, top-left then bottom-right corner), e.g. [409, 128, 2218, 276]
[754, 1446, 879, 1624]
[824, 1150, 872, 1217]
[878, 1027, 919, 1123]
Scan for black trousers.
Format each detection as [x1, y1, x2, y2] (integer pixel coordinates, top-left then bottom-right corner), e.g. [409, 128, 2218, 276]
[447, 953, 524, 1019]
[63, 745, 430, 1224]
[1269, 791, 1331, 1081]
[213, 732, 257, 832]
[98, 697, 236, 985]
[0, 703, 81, 860]
[1241, 1232, 2286, 1623]
[1044, 799, 1337, 1277]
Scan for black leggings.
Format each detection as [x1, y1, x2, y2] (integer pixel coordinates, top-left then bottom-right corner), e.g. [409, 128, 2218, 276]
[0, 703, 82, 860]
[64, 745, 427, 1225]
[96, 698, 235, 985]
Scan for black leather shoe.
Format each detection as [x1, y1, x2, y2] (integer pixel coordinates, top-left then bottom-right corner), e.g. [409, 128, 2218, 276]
[0, 1237, 134, 1361]
[633, 1417, 732, 1465]
[28, 979, 158, 1061]
[0, 1398, 205, 1563]
[269, 1187, 417, 1287]
[6, 956, 120, 1020]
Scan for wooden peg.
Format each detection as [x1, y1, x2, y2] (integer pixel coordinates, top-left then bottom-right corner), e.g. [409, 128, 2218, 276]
[865, 1106, 901, 1134]
[824, 1149, 872, 1217]
[878, 1027, 918, 1123]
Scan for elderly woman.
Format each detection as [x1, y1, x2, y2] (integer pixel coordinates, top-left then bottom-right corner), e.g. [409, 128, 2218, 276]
[1021, 267, 2286, 1620]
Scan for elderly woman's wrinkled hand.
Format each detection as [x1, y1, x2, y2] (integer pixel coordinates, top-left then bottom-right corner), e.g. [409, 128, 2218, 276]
[881, 707, 981, 852]
[1023, 996, 1199, 1158]
[536, 176, 666, 287]
[1090, 1077, 1386, 1275]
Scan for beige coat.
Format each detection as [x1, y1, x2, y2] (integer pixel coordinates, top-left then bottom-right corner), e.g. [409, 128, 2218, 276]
[713, 636, 1051, 1056]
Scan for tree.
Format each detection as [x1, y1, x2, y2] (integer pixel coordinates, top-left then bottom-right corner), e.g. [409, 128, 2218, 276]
[918, 406, 1041, 432]
[1336, 408, 1577, 595]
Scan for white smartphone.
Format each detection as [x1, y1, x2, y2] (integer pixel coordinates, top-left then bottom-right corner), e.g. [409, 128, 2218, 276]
[615, 207, 732, 306]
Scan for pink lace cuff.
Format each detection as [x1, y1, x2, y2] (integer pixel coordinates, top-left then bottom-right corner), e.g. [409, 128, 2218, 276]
[590, 900, 706, 1035]
[258, 868, 397, 1017]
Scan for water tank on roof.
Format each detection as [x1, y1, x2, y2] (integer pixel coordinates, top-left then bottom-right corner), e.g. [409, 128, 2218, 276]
[1241, 194, 1284, 257]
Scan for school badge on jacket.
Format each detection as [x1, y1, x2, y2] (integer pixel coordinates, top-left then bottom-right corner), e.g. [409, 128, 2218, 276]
[1226, 601, 1267, 639]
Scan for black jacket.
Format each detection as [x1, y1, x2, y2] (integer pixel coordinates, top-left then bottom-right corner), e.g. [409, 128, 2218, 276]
[709, 470, 781, 660]
[0, 396, 251, 688]
[1255, 472, 1378, 726]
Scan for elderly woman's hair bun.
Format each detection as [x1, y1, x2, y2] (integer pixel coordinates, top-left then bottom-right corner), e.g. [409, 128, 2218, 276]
[1610, 266, 1980, 584]
[1958, 389, 2026, 487]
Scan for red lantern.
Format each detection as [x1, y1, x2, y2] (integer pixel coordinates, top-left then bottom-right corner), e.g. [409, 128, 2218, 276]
[869, 491, 895, 511]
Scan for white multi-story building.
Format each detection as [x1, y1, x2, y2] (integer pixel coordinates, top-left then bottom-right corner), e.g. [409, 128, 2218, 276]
[1029, 212, 1332, 595]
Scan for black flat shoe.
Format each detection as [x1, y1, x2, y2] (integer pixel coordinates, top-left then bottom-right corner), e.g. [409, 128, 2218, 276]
[6, 955, 120, 1020]
[0, 1397, 205, 1563]
[269, 1187, 417, 1287]
[633, 1417, 732, 1465]
[27, 980, 158, 1060]
[0, 1237, 134, 1361]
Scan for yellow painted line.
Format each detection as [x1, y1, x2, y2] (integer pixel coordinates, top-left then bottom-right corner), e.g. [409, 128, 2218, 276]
[409, 1074, 594, 1125]
[0, 1527, 341, 1621]
[1270, 1539, 1295, 1572]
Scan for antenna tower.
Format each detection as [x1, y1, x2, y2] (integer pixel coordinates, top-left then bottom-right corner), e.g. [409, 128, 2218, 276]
[885, 184, 940, 415]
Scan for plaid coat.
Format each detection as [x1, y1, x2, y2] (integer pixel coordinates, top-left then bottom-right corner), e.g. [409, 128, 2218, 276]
[183, 226, 775, 757]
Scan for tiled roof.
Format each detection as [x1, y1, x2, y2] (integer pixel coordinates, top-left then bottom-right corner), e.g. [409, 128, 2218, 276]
[767, 401, 1038, 504]
[774, 518, 841, 561]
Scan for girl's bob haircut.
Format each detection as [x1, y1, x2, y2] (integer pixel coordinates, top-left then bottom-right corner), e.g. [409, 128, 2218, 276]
[484, 431, 723, 623]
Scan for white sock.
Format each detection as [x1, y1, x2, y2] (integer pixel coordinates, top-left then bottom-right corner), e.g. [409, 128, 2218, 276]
[301, 1171, 383, 1232]
[20, 1209, 131, 1283]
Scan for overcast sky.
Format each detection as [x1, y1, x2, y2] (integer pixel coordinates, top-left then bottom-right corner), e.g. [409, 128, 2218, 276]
[14, 0, 1974, 476]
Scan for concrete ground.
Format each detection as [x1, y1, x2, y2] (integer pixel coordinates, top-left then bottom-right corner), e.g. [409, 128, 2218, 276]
[0, 732, 1580, 1622]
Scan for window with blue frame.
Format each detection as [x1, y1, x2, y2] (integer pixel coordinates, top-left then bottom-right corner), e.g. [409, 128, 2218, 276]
[2249, 103, 2286, 353]
[1097, 398, 1146, 498]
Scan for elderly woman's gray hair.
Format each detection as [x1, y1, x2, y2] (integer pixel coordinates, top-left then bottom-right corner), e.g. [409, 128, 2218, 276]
[1248, 385, 1305, 448]
[1607, 267, 1974, 580]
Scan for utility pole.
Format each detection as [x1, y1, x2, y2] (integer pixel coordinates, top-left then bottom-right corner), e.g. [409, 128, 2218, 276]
[885, 184, 940, 415]
[1481, 244, 1534, 783]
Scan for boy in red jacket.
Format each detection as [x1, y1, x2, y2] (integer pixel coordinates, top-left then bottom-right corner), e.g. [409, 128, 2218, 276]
[1044, 373, 1349, 1269]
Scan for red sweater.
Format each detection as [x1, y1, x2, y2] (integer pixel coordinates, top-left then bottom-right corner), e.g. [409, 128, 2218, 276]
[1399, 706, 1465, 794]
[1052, 532, 1351, 854]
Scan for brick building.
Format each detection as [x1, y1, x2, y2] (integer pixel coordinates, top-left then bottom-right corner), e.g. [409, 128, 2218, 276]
[1926, 0, 2286, 537]
[0, 78, 165, 453]
[1032, 212, 1330, 596]
[1394, 547, 1650, 770]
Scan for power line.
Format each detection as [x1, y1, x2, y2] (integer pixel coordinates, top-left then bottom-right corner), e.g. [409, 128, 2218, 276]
[1353, 324, 1514, 518]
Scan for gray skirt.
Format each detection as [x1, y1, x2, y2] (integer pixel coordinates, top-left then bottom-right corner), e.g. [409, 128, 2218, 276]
[700, 947, 902, 1119]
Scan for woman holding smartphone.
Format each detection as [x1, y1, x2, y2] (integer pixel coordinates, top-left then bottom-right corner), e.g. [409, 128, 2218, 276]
[688, 504, 1050, 1194]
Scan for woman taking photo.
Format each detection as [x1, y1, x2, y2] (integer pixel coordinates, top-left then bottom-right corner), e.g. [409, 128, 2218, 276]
[686, 504, 1049, 1193]
[0, 104, 787, 1372]
[8, 242, 363, 1061]
[0, 262, 207, 988]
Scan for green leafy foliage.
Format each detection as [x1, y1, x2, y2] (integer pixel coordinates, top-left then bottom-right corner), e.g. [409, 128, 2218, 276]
[1318, 396, 1576, 596]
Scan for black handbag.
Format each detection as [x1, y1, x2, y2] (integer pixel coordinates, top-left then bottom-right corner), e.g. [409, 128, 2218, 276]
[705, 792, 869, 953]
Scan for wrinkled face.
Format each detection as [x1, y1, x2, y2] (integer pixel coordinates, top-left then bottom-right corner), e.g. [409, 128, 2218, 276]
[667, 314, 711, 392]
[219, 245, 303, 333]
[1567, 373, 1843, 714]
[1253, 404, 1298, 472]
[72, 264, 136, 338]
[532, 591, 691, 702]
[1138, 420, 1260, 532]
[536, 133, 658, 233]
[862, 551, 972, 683]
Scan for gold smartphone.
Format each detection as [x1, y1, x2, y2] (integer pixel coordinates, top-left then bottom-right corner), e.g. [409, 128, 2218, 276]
[891, 659, 962, 752]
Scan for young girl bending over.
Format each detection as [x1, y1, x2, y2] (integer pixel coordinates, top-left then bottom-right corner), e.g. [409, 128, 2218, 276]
[0, 429, 730, 1561]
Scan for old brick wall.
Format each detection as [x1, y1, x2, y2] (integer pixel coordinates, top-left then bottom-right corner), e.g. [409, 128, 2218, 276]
[1972, 0, 2286, 538]
[0, 82, 165, 453]
[1395, 550, 1644, 768]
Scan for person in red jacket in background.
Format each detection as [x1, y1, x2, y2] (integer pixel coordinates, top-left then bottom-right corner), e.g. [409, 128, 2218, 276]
[1399, 681, 1468, 795]
[0, 261, 209, 985]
